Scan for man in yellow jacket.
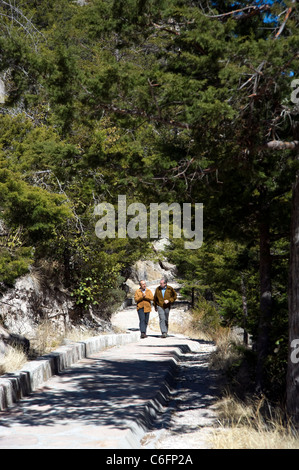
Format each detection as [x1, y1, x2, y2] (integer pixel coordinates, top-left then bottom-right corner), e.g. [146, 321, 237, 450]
[154, 278, 177, 338]
[134, 280, 154, 338]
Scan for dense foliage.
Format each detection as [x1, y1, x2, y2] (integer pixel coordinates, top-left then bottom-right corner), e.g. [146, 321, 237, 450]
[0, 0, 298, 400]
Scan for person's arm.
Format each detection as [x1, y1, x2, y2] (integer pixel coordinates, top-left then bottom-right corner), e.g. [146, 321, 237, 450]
[153, 289, 158, 310]
[144, 289, 154, 301]
[169, 287, 177, 304]
[134, 290, 143, 303]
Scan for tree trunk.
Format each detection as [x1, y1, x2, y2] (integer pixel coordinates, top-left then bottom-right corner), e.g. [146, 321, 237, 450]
[241, 273, 248, 346]
[256, 210, 273, 392]
[63, 245, 71, 288]
[287, 166, 299, 422]
[191, 287, 195, 308]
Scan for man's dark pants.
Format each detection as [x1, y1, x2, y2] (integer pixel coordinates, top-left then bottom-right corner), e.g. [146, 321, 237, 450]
[157, 306, 170, 334]
[138, 307, 150, 334]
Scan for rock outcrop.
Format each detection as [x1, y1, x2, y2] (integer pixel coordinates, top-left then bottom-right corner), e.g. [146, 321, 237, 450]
[0, 272, 73, 338]
[123, 238, 178, 302]
[0, 78, 5, 104]
[0, 267, 110, 360]
[0, 326, 30, 356]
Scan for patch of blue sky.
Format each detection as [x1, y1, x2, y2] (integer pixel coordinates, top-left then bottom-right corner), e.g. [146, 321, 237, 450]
[210, 1, 295, 77]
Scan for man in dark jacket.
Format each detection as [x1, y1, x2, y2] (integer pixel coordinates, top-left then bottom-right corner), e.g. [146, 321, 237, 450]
[154, 278, 177, 338]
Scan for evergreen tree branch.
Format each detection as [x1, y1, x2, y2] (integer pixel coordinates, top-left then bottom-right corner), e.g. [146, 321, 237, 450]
[266, 140, 299, 150]
[274, 1, 295, 40]
[202, 4, 271, 21]
[0, 0, 45, 46]
[95, 102, 194, 130]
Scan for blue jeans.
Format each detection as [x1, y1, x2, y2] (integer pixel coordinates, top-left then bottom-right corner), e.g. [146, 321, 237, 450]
[157, 306, 170, 334]
[138, 308, 150, 334]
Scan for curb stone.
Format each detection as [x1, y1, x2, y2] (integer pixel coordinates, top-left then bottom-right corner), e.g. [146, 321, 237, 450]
[0, 331, 140, 411]
[120, 341, 202, 449]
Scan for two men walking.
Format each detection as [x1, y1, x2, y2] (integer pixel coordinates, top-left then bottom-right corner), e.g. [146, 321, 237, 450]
[134, 278, 177, 338]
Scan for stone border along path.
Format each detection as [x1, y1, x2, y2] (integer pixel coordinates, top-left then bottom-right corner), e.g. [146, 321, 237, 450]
[0, 283, 221, 449]
[0, 331, 141, 411]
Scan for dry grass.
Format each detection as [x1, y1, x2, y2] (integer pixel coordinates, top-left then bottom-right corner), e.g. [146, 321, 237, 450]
[64, 327, 102, 342]
[209, 328, 243, 370]
[0, 347, 28, 375]
[0, 321, 106, 373]
[172, 322, 211, 340]
[30, 321, 103, 357]
[0, 321, 111, 376]
[206, 328, 299, 449]
[148, 307, 211, 340]
[210, 394, 299, 449]
[212, 426, 299, 449]
[0, 320, 66, 373]
[30, 320, 65, 357]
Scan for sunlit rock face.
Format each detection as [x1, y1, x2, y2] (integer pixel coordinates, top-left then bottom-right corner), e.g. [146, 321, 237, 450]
[0, 79, 5, 104]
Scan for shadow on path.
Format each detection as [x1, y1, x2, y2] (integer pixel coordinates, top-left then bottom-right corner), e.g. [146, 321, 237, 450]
[0, 351, 178, 432]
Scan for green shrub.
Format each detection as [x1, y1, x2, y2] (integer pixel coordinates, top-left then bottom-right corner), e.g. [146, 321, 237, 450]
[191, 294, 222, 338]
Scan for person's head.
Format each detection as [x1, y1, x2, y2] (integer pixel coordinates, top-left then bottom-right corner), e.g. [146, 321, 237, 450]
[160, 278, 167, 288]
[139, 280, 146, 290]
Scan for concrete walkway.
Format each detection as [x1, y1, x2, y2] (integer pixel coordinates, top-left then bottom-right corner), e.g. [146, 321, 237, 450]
[0, 286, 218, 449]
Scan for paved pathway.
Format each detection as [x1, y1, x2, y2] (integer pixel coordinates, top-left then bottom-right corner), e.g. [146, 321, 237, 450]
[0, 284, 220, 449]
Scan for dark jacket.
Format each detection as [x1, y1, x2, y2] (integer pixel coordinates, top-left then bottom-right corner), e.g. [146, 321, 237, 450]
[154, 285, 177, 309]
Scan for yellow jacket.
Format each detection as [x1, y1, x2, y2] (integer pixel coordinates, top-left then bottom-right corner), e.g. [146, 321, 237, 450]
[134, 288, 154, 313]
